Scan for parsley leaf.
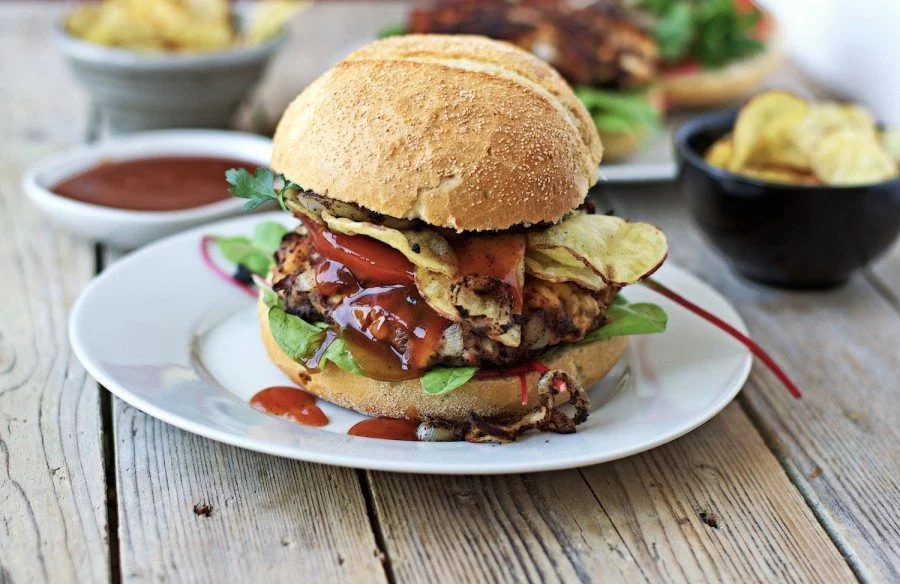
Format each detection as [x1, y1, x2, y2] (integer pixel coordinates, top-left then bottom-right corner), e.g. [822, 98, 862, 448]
[225, 167, 301, 211]
[267, 306, 328, 361]
[421, 366, 479, 395]
[580, 296, 667, 344]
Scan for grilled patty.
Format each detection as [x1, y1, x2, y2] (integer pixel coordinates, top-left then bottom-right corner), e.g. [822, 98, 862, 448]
[409, 0, 658, 89]
[271, 229, 616, 368]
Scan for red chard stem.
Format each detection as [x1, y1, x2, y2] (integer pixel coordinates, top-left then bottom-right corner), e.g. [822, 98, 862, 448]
[642, 278, 801, 399]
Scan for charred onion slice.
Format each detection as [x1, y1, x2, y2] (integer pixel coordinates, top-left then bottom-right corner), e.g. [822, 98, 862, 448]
[464, 370, 589, 443]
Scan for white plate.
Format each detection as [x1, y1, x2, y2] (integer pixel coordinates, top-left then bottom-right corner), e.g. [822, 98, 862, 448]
[601, 128, 679, 183]
[70, 212, 751, 474]
[23, 130, 272, 249]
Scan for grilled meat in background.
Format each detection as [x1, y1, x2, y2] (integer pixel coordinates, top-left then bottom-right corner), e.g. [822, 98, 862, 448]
[409, 0, 658, 89]
[404, 0, 663, 161]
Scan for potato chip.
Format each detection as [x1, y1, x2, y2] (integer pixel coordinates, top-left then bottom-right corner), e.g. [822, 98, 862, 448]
[811, 129, 899, 185]
[730, 91, 809, 172]
[320, 212, 457, 276]
[244, 1, 309, 45]
[416, 269, 522, 347]
[64, 0, 303, 52]
[737, 165, 821, 185]
[526, 214, 667, 287]
[880, 128, 900, 166]
[705, 136, 733, 169]
[794, 102, 876, 158]
[523, 251, 608, 291]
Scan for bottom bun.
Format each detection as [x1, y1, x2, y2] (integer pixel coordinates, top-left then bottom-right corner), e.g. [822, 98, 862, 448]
[597, 85, 665, 162]
[258, 297, 629, 423]
[599, 127, 645, 161]
[663, 43, 783, 108]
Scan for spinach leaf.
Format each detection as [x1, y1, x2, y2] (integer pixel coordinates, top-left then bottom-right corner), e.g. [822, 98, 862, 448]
[580, 297, 667, 344]
[267, 306, 328, 361]
[421, 366, 479, 395]
[320, 336, 365, 376]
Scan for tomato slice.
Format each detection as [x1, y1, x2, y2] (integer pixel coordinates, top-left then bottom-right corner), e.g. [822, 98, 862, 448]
[452, 234, 526, 312]
[663, 59, 701, 77]
[302, 217, 415, 284]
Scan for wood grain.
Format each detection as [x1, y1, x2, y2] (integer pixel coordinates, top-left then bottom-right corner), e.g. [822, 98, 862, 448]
[368, 404, 855, 583]
[0, 4, 109, 583]
[111, 399, 388, 584]
[95, 247, 387, 584]
[867, 242, 900, 314]
[602, 184, 900, 582]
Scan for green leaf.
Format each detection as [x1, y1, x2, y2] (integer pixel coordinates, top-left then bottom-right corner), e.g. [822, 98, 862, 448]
[378, 23, 408, 38]
[580, 297, 667, 344]
[592, 113, 637, 135]
[637, 0, 765, 68]
[226, 167, 280, 211]
[321, 336, 365, 376]
[260, 285, 282, 309]
[214, 221, 288, 277]
[576, 87, 661, 132]
[215, 235, 272, 276]
[421, 366, 479, 395]
[267, 307, 328, 362]
[252, 221, 289, 254]
[653, 3, 694, 62]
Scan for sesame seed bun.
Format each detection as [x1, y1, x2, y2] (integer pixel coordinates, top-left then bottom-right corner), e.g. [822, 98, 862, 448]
[258, 296, 628, 423]
[271, 35, 603, 232]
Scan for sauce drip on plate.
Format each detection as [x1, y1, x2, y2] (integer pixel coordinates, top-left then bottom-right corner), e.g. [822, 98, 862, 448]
[52, 156, 255, 211]
[250, 386, 328, 427]
[348, 417, 420, 441]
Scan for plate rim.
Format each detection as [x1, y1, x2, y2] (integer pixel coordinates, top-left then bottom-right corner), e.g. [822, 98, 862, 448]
[70, 214, 751, 474]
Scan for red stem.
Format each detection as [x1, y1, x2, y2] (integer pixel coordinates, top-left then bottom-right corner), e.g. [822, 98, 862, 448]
[200, 235, 257, 299]
[642, 278, 801, 399]
[475, 360, 549, 380]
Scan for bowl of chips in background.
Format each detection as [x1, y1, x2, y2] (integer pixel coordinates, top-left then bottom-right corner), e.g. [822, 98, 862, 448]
[56, 0, 305, 133]
[676, 94, 900, 289]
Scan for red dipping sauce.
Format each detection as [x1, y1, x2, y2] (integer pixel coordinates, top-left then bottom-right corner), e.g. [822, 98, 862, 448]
[52, 156, 256, 211]
[250, 386, 328, 427]
[348, 417, 420, 441]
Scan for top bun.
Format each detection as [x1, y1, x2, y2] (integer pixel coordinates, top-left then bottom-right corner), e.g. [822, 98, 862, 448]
[271, 35, 603, 231]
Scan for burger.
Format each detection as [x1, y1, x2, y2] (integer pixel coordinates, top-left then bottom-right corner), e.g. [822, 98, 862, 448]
[227, 35, 669, 442]
[637, 0, 782, 108]
[394, 0, 664, 161]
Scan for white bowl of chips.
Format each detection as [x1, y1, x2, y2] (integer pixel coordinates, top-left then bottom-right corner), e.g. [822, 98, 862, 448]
[55, 1, 305, 133]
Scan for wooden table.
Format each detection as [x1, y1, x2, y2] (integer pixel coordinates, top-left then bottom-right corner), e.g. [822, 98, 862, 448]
[1, 3, 898, 582]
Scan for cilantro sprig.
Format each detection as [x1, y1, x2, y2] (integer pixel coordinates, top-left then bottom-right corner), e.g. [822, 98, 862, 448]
[225, 167, 301, 212]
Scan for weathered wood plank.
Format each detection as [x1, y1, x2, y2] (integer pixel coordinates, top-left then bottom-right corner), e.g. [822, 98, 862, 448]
[603, 184, 900, 582]
[0, 4, 110, 583]
[103, 243, 386, 583]
[369, 404, 854, 583]
[867, 243, 900, 313]
[112, 398, 389, 584]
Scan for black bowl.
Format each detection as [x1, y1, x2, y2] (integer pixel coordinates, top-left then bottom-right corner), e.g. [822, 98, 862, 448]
[675, 110, 900, 289]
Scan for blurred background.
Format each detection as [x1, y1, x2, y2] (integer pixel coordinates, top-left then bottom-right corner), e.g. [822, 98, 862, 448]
[19, 0, 900, 287]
